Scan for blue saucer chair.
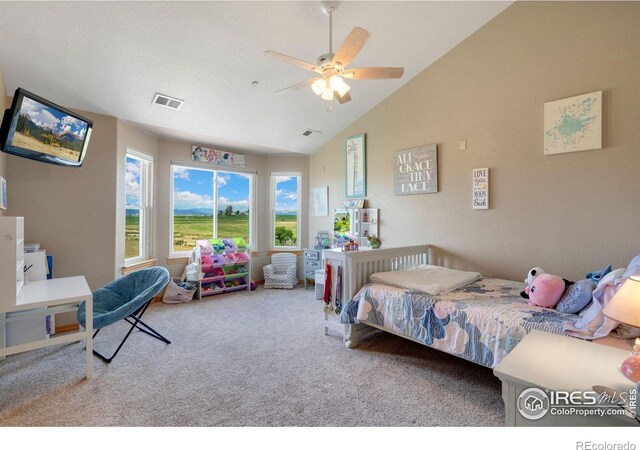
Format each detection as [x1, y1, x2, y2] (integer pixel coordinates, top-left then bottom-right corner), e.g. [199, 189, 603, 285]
[78, 267, 171, 363]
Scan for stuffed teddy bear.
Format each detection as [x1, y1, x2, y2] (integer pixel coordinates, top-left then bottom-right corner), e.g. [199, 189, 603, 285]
[521, 273, 572, 308]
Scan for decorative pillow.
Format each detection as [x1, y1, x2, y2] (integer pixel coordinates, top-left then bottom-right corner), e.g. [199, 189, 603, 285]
[556, 279, 596, 314]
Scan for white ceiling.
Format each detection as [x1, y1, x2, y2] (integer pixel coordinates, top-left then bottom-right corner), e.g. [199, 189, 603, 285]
[0, 1, 511, 155]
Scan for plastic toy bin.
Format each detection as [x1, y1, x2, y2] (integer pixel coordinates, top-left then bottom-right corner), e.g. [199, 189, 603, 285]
[223, 265, 247, 278]
[232, 237, 247, 251]
[222, 239, 237, 253]
[234, 253, 249, 264]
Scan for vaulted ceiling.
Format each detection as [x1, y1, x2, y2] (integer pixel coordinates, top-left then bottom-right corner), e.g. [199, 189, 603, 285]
[0, 1, 511, 155]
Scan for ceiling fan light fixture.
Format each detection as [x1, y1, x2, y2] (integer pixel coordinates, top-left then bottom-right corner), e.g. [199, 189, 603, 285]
[321, 87, 334, 101]
[329, 75, 344, 91]
[336, 82, 350, 97]
[266, 2, 403, 106]
[311, 79, 326, 96]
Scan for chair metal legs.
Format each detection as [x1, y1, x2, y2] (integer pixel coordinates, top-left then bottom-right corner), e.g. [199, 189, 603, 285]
[92, 300, 171, 363]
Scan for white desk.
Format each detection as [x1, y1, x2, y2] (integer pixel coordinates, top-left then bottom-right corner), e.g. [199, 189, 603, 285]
[494, 330, 637, 426]
[0, 276, 93, 379]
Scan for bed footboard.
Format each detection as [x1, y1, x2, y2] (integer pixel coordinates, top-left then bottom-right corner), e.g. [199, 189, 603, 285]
[322, 245, 430, 347]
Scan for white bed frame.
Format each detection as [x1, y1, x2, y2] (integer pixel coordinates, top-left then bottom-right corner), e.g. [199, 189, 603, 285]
[322, 245, 430, 348]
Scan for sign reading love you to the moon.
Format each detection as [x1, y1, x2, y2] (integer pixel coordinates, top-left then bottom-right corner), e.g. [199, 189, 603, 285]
[472, 168, 489, 210]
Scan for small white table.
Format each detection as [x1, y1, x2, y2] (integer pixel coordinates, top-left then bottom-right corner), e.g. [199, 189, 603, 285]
[494, 330, 637, 426]
[0, 276, 93, 379]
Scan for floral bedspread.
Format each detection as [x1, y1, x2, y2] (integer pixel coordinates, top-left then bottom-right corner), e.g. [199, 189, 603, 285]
[340, 278, 579, 368]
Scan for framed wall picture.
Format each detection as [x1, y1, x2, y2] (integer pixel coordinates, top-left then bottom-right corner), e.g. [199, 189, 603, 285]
[544, 90, 602, 155]
[312, 186, 328, 216]
[345, 134, 366, 198]
[192, 145, 246, 167]
[0, 176, 6, 210]
[472, 168, 489, 209]
[394, 144, 438, 195]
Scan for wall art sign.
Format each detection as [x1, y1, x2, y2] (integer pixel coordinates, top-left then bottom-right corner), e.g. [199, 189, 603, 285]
[312, 186, 329, 217]
[472, 168, 489, 210]
[394, 144, 438, 195]
[544, 90, 602, 155]
[192, 145, 246, 167]
[345, 134, 366, 198]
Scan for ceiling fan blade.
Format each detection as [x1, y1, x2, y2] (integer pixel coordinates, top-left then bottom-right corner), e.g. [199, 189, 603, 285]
[332, 27, 371, 68]
[265, 51, 321, 73]
[343, 67, 404, 80]
[335, 91, 352, 104]
[275, 78, 321, 95]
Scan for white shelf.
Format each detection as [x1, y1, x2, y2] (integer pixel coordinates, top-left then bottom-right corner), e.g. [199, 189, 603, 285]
[349, 208, 379, 247]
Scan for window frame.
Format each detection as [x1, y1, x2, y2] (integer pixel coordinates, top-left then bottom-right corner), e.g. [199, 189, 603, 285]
[270, 172, 302, 251]
[170, 162, 255, 257]
[124, 148, 153, 266]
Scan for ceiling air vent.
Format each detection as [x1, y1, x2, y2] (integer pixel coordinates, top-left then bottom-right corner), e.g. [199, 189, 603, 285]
[152, 93, 184, 110]
[302, 128, 322, 137]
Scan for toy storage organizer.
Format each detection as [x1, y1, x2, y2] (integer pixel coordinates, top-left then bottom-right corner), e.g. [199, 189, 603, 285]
[194, 238, 251, 299]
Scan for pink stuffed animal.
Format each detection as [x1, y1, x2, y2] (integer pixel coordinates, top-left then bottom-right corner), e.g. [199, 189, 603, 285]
[523, 273, 568, 308]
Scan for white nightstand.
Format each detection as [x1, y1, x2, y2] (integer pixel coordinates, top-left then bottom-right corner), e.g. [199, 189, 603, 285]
[494, 330, 638, 426]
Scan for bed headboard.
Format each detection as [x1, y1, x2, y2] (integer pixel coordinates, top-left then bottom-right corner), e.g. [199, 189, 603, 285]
[323, 245, 430, 301]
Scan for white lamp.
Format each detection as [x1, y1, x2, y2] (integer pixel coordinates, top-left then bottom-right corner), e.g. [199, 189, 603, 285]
[603, 276, 640, 417]
[329, 75, 344, 91]
[311, 79, 326, 96]
[603, 277, 640, 332]
[321, 86, 334, 101]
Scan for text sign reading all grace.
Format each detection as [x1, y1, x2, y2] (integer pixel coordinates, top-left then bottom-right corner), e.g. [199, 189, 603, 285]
[394, 144, 438, 195]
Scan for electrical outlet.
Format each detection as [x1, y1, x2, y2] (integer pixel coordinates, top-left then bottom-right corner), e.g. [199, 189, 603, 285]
[459, 139, 467, 150]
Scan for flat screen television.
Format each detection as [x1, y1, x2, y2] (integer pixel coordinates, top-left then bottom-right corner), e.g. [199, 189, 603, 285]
[0, 88, 93, 168]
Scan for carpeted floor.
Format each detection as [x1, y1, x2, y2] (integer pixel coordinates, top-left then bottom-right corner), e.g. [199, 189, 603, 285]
[0, 286, 504, 426]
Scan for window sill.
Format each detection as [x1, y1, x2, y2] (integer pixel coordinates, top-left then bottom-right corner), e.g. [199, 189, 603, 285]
[122, 258, 157, 275]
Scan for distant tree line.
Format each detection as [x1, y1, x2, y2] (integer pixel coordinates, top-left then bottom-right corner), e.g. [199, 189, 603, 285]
[218, 206, 249, 216]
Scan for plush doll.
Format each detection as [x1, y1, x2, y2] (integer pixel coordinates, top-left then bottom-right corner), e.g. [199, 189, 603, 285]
[521, 267, 546, 298]
[521, 273, 572, 308]
[586, 264, 613, 285]
[524, 267, 546, 287]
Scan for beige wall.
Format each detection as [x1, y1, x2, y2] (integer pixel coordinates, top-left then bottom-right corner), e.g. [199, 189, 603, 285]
[310, 1, 640, 282]
[6, 110, 118, 290]
[0, 66, 6, 216]
[115, 120, 160, 276]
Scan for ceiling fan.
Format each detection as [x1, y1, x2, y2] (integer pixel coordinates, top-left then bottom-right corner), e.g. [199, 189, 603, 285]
[265, 1, 404, 104]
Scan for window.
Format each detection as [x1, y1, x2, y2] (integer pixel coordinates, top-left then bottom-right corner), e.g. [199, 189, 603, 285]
[125, 150, 153, 263]
[171, 165, 253, 254]
[271, 173, 301, 249]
